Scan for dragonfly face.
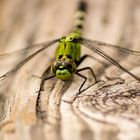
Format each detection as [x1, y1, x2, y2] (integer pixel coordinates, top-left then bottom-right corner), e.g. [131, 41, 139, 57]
[51, 57, 77, 81]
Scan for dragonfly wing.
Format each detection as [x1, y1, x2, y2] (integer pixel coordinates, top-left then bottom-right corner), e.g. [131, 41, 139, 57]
[80, 38, 140, 56]
[79, 39, 140, 82]
[0, 39, 59, 81]
[0, 41, 58, 60]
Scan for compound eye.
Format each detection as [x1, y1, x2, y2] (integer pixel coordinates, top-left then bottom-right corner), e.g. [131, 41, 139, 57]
[66, 55, 72, 59]
[52, 61, 61, 73]
[58, 55, 63, 59]
[63, 61, 73, 70]
[54, 61, 61, 69]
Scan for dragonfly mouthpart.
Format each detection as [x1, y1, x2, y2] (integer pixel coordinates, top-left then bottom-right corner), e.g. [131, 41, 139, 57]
[56, 69, 71, 81]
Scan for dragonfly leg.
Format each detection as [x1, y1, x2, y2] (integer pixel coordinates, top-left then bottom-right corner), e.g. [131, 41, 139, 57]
[33, 65, 56, 81]
[69, 67, 98, 102]
[43, 75, 56, 80]
[68, 72, 88, 102]
[43, 75, 55, 81]
[77, 54, 106, 66]
[32, 74, 55, 80]
[35, 66, 56, 92]
[77, 55, 89, 66]
[35, 75, 56, 93]
[77, 67, 97, 83]
[76, 72, 87, 93]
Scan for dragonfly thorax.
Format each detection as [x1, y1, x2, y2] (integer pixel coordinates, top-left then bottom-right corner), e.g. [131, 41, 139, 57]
[56, 35, 81, 62]
[51, 56, 77, 81]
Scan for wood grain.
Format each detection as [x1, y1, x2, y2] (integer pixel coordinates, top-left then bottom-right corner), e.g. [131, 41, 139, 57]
[0, 0, 140, 140]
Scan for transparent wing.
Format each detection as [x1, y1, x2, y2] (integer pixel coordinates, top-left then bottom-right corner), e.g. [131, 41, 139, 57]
[0, 41, 55, 60]
[80, 38, 140, 56]
[79, 38, 140, 82]
[0, 39, 59, 82]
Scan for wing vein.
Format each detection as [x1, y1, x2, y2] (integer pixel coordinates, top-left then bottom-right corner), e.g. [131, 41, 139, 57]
[80, 39, 140, 82]
[0, 39, 59, 80]
[81, 38, 140, 55]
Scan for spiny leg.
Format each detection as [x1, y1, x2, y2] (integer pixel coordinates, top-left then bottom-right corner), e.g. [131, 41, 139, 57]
[69, 55, 99, 102]
[76, 55, 89, 66]
[41, 69, 56, 91]
[76, 72, 87, 94]
[77, 67, 97, 83]
[77, 54, 99, 83]
[42, 74, 56, 81]
[76, 54, 105, 66]
[72, 68, 97, 102]
[35, 66, 52, 89]
[35, 66, 56, 92]
[70, 72, 88, 102]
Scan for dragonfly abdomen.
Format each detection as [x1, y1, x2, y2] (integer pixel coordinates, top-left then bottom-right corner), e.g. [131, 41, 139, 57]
[73, 0, 87, 34]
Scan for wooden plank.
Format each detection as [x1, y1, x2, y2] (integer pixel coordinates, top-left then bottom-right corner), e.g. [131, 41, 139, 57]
[0, 0, 140, 140]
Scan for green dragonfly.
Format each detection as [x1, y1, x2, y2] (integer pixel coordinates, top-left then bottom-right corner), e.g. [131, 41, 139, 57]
[0, 0, 140, 97]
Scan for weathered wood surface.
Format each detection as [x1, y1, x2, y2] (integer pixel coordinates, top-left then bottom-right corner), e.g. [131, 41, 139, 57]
[0, 0, 140, 140]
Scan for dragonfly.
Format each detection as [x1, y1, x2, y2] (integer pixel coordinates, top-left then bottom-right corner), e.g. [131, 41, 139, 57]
[0, 0, 140, 98]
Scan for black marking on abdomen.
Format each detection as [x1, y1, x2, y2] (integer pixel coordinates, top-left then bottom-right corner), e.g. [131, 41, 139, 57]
[73, 0, 87, 32]
[78, 0, 87, 12]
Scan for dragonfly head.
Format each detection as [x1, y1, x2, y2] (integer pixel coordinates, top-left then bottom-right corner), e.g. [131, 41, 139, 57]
[60, 33, 80, 43]
[51, 58, 77, 81]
